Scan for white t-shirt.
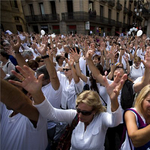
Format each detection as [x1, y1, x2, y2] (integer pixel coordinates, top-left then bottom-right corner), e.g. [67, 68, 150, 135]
[57, 72, 84, 109]
[34, 99, 122, 150]
[0, 102, 48, 150]
[2, 60, 16, 75]
[129, 64, 145, 81]
[42, 82, 62, 109]
[79, 57, 87, 76]
[120, 108, 146, 150]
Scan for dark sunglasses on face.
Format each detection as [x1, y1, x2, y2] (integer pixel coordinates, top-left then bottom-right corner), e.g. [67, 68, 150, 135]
[63, 68, 71, 72]
[76, 108, 93, 116]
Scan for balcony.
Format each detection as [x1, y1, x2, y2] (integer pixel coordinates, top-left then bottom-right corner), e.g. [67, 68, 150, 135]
[116, 2, 122, 11]
[130, 0, 133, 3]
[128, 10, 132, 15]
[62, 12, 89, 22]
[122, 23, 128, 28]
[124, 7, 129, 14]
[99, 0, 107, 4]
[61, 12, 116, 26]
[116, 21, 122, 27]
[136, 16, 143, 22]
[25, 14, 60, 23]
[108, 1, 115, 7]
[142, 7, 150, 19]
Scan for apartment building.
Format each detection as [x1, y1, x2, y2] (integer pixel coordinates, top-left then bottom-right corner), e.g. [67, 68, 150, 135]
[1, 0, 145, 36]
[1, 0, 26, 33]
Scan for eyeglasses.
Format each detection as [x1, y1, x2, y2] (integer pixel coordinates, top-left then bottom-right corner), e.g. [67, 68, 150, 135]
[63, 68, 71, 72]
[39, 60, 44, 62]
[76, 108, 93, 116]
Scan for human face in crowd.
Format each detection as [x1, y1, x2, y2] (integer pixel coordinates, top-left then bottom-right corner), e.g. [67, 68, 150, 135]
[142, 93, 150, 117]
[113, 68, 125, 81]
[58, 56, 64, 64]
[93, 56, 100, 65]
[90, 43, 95, 50]
[63, 65, 72, 78]
[58, 43, 62, 49]
[134, 61, 141, 68]
[77, 102, 95, 126]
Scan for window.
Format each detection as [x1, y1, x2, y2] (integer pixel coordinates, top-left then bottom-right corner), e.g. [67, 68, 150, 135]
[50, 1, 56, 14]
[89, 1, 93, 11]
[117, 12, 119, 21]
[33, 25, 39, 33]
[67, 0, 73, 13]
[11, 0, 18, 8]
[108, 9, 111, 19]
[100, 5, 104, 17]
[16, 25, 23, 32]
[123, 15, 126, 23]
[29, 4, 34, 16]
[14, 16, 20, 22]
[39, 3, 45, 15]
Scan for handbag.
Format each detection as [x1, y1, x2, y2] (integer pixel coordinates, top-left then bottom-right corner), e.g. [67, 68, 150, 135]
[56, 114, 79, 150]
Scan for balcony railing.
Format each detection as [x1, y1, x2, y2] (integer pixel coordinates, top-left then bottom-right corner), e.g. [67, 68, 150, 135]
[61, 12, 116, 26]
[116, 21, 122, 27]
[136, 16, 143, 22]
[142, 7, 150, 19]
[99, 0, 107, 3]
[122, 23, 128, 28]
[108, 0, 115, 7]
[130, 0, 133, 3]
[128, 10, 132, 15]
[124, 7, 129, 14]
[25, 14, 59, 23]
[116, 2, 122, 11]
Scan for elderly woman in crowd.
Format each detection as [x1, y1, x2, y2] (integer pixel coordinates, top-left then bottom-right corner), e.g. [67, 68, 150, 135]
[9, 63, 127, 150]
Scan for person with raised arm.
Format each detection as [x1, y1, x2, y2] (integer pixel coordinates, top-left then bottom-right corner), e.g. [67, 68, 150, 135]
[9, 64, 127, 150]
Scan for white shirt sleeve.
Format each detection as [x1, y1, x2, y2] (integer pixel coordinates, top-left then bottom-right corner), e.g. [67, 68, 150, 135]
[34, 99, 77, 125]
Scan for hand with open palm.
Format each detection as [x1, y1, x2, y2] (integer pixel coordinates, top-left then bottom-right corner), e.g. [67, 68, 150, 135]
[9, 65, 44, 95]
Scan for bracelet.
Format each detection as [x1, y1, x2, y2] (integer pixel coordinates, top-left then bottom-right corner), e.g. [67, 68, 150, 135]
[41, 55, 49, 59]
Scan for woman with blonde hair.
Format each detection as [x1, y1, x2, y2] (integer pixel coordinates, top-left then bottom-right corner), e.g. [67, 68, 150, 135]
[120, 84, 150, 150]
[10, 64, 127, 150]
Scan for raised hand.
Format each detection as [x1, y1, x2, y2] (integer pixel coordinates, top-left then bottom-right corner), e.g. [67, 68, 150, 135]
[85, 49, 94, 61]
[70, 48, 80, 63]
[35, 36, 48, 55]
[9, 65, 44, 95]
[104, 73, 127, 102]
[10, 36, 21, 52]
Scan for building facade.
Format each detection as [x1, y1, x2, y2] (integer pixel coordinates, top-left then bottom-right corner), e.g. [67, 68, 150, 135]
[1, 0, 146, 36]
[1, 0, 27, 33]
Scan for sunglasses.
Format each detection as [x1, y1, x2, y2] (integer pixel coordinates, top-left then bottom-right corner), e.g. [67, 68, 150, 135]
[76, 108, 93, 116]
[63, 68, 71, 71]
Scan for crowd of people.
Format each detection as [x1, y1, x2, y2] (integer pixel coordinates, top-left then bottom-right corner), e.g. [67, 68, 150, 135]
[0, 30, 150, 150]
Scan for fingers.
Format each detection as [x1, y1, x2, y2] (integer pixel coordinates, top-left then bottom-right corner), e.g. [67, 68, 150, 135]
[9, 79, 22, 87]
[11, 70, 25, 82]
[15, 66, 28, 78]
[38, 74, 44, 84]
